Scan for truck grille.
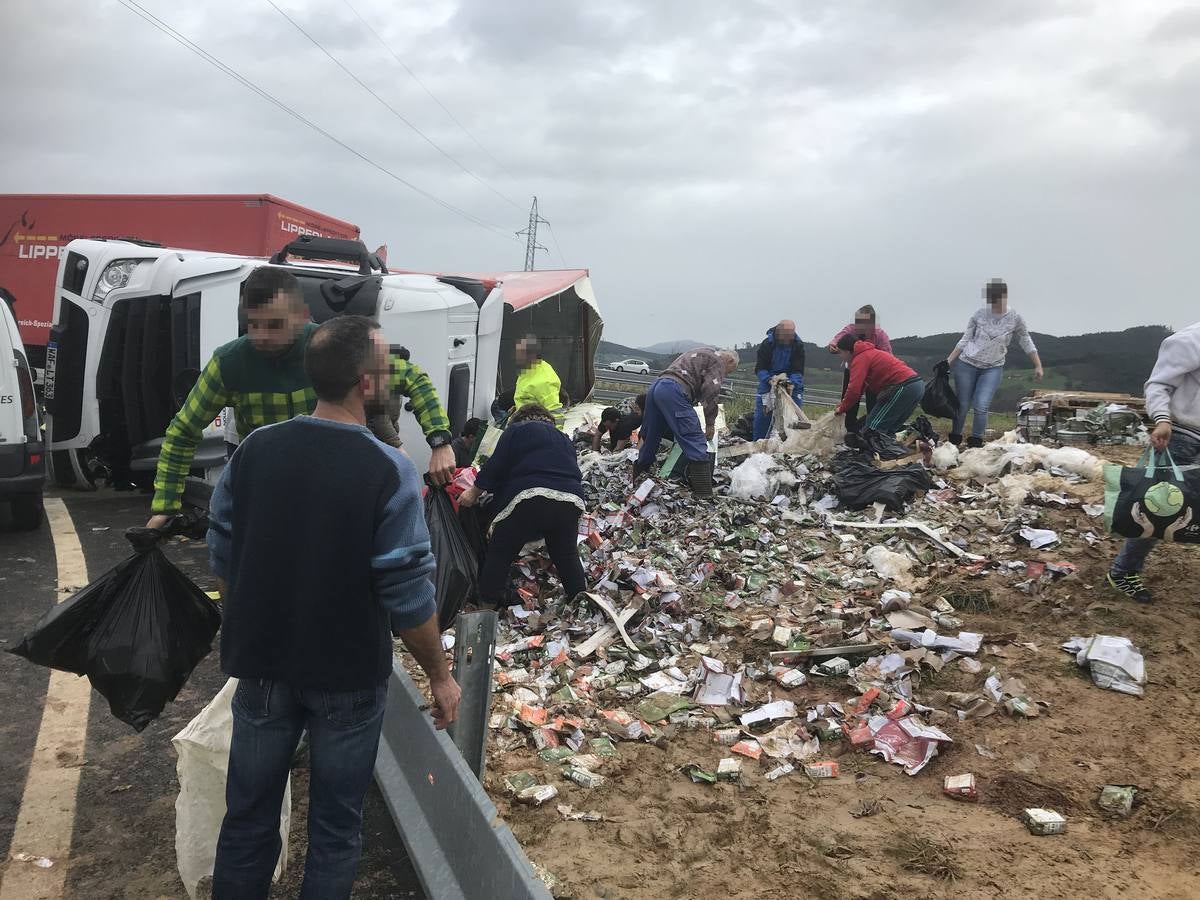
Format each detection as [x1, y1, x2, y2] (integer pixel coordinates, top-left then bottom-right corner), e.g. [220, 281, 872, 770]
[97, 294, 202, 448]
[44, 299, 90, 441]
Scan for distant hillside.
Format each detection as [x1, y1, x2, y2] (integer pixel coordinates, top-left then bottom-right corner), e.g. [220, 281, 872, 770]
[642, 339, 708, 355]
[719, 325, 1169, 404]
[606, 326, 1169, 405]
[596, 340, 673, 368]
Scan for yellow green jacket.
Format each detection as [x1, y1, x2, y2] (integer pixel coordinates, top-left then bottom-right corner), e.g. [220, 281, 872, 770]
[514, 358, 564, 428]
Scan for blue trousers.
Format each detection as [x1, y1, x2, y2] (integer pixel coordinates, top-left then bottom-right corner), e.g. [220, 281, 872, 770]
[753, 383, 804, 440]
[1112, 430, 1200, 575]
[865, 377, 925, 436]
[638, 378, 708, 468]
[952, 360, 1004, 439]
[213, 678, 388, 900]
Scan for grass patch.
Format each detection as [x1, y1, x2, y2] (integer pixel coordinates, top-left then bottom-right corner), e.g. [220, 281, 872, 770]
[888, 832, 962, 882]
[943, 588, 993, 613]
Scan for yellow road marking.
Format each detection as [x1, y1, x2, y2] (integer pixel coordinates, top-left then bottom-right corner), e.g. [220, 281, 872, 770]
[1, 498, 92, 900]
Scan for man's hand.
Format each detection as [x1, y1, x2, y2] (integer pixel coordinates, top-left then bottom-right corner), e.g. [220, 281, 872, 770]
[428, 674, 461, 730]
[458, 485, 482, 507]
[427, 444, 456, 485]
[146, 514, 172, 531]
[704, 424, 716, 441]
[1151, 420, 1172, 451]
[1033, 366, 1045, 382]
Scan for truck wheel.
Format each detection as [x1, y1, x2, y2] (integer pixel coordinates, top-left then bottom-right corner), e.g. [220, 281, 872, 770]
[11, 494, 44, 531]
[49, 449, 98, 491]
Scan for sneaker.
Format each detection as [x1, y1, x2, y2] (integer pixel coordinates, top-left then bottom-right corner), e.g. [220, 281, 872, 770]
[1107, 571, 1153, 604]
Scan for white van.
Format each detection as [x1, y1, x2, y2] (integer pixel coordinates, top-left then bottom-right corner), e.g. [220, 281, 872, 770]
[0, 297, 45, 529]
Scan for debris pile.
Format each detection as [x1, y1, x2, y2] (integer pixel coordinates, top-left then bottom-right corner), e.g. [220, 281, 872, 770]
[396, 429, 1153, 889]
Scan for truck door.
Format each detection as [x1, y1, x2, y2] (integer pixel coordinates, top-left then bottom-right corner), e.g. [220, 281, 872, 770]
[472, 286, 505, 419]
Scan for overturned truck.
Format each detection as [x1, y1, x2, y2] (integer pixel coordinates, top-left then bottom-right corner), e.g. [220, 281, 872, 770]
[44, 236, 602, 487]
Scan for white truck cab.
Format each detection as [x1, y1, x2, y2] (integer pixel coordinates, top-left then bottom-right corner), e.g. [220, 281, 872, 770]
[45, 236, 597, 489]
[0, 296, 45, 528]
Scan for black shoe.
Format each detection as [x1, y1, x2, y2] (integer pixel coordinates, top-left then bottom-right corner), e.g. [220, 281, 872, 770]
[967, 435, 984, 449]
[948, 433, 963, 446]
[1107, 571, 1153, 604]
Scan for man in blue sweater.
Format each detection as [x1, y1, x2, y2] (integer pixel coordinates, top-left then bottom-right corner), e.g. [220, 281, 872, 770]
[753, 320, 805, 440]
[207, 315, 460, 900]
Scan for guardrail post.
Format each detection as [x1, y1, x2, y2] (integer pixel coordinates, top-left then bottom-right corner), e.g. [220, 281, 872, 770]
[448, 610, 496, 779]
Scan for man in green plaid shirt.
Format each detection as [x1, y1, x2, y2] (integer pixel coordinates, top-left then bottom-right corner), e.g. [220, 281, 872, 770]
[147, 267, 455, 526]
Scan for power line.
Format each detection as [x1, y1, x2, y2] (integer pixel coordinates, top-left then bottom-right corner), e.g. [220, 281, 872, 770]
[116, 0, 518, 242]
[340, 0, 524, 193]
[545, 220, 569, 268]
[265, 0, 525, 213]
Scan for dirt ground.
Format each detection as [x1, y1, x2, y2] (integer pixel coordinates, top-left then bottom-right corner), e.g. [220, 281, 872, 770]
[481, 444, 1200, 899]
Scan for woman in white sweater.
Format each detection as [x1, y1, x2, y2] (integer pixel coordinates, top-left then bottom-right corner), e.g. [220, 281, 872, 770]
[946, 279, 1044, 447]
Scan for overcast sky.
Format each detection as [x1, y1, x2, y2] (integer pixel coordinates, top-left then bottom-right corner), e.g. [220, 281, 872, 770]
[2, 0, 1198, 347]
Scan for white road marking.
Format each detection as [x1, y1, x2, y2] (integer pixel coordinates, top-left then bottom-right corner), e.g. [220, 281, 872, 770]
[1, 498, 92, 900]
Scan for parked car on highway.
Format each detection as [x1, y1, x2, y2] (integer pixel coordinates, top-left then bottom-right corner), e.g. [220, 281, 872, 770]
[0, 296, 45, 529]
[608, 358, 650, 375]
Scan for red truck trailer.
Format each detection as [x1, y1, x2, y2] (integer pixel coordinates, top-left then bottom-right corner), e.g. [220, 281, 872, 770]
[0, 194, 359, 368]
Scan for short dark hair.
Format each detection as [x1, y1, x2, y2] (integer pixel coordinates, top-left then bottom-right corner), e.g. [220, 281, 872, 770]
[304, 316, 380, 402]
[856, 304, 876, 320]
[837, 333, 858, 353]
[601, 407, 620, 424]
[985, 279, 1007, 303]
[634, 392, 647, 410]
[462, 417, 483, 438]
[243, 266, 304, 310]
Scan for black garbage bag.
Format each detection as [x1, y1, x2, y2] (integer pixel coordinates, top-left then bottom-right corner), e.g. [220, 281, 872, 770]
[852, 428, 910, 460]
[8, 527, 221, 732]
[834, 456, 933, 512]
[730, 412, 755, 441]
[425, 485, 479, 631]
[921, 360, 959, 420]
[909, 415, 940, 443]
[458, 504, 489, 572]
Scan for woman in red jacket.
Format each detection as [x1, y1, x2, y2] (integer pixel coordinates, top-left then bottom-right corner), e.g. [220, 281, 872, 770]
[834, 334, 925, 437]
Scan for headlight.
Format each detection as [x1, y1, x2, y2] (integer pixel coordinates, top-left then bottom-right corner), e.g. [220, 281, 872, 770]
[92, 259, 148, 303]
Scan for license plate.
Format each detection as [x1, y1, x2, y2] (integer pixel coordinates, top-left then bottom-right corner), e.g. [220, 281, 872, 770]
[43, 343, 57, 400]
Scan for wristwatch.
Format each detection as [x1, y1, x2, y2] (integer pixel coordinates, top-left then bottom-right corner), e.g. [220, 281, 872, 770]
[427, 432, 452, 449]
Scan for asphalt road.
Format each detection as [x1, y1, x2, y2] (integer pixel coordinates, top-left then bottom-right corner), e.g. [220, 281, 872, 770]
[0, 488, 425, 899]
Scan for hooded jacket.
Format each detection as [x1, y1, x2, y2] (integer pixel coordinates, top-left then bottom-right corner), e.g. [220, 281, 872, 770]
[1144, 321, 1200, 441]
[836, 341, 917, 414]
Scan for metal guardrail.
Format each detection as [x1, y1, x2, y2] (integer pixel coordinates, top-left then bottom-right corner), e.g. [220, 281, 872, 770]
[374, 664, 551, 900]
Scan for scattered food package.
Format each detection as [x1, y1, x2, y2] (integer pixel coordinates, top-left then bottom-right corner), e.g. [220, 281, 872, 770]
[402, 430, 1161, 891]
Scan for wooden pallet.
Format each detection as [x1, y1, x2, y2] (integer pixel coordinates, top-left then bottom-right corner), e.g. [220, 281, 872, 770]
[1024, 390, 1146, 412]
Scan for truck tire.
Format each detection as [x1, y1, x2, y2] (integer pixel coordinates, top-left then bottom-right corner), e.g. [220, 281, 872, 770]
[11, 494, 44, 531]
[48, 448, 98, 491]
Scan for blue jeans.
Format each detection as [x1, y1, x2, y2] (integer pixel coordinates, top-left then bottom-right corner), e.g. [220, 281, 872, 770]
[637, 378, 708, 468]
[212, 678, 388, 900]
[753, 383, 804, 440]
[1112, 430, 1200, 575]
[952, 360, 1004, 439]
[865, 377, 926, 436]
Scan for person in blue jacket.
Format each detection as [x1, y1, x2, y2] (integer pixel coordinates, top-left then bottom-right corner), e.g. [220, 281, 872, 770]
[753, 320, 805, 439]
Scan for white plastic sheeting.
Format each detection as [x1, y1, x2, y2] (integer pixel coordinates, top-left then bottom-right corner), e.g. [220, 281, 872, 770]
[173, 678, 291, 899]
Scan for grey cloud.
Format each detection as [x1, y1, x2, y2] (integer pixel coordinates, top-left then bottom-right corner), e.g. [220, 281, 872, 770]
[2, 0, 1198, 349]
